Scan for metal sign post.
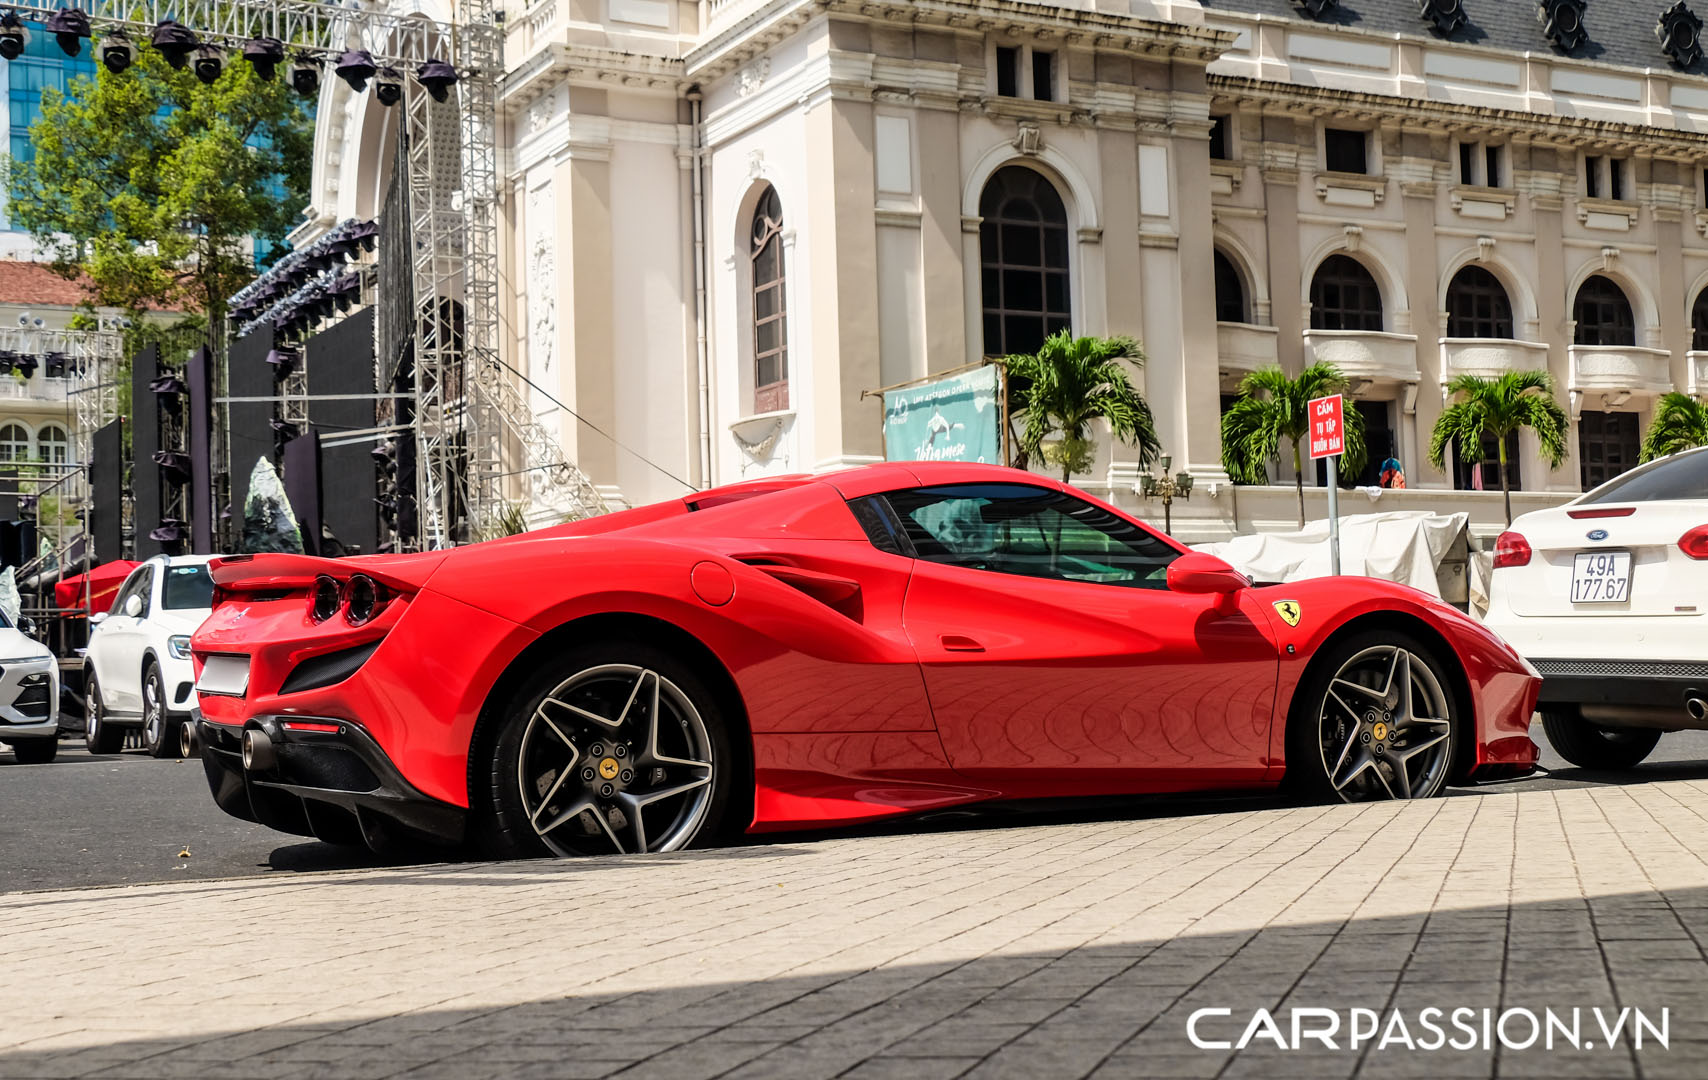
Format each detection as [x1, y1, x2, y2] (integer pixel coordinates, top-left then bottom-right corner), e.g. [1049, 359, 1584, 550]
[1308, 394, 1345, 577]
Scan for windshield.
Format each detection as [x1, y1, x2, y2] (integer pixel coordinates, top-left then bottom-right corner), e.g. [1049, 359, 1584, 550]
[1580, 449, 1708, 504]
[162, 565, 215, 610]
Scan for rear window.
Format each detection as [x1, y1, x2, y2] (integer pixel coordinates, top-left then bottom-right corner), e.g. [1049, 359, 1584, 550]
[1580, 450, 1708, 505]
[162, 565, 215, 610]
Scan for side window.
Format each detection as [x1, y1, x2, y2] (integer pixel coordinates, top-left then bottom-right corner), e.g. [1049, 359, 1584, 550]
[111, 570, 145, 615]
[880, 484, 1179, 589]
[134, 567, 155, 618]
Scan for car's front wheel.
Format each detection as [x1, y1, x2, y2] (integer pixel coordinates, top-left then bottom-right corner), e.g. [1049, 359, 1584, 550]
[1541, 709, 1660, 770]
[141, 662, 178, 759]
[10, 738, 57, 764]
[84, 672, 123, 754]
[474, 642, 735, 858]
[1288, 631, 1460, 802]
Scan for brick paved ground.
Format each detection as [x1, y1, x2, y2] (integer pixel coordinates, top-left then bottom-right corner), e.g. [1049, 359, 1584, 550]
[3, 781, 1707, 1079]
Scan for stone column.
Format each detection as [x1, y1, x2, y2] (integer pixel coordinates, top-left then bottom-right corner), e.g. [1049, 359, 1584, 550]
[917, 106, 966, 373]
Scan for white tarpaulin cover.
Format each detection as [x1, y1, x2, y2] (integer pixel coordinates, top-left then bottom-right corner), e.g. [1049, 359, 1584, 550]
[1194, 510, 1470, 600]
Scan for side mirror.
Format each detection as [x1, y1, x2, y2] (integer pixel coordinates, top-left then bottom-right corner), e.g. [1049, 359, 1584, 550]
[89, 611, 108, 626]
[124, 594, 143, 618]
[15, 616, 35, 637]
[1167, 552, 1250, 595]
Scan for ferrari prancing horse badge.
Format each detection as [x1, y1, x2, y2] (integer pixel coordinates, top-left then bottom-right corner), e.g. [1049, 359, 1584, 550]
[1272, 600, 1302, 627]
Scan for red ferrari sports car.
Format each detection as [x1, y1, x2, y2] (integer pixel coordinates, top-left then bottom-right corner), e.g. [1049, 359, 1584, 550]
[191, 462, 1539, 857]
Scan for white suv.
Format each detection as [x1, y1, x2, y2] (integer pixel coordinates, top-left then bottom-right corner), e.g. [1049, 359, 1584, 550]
[85, 555, 215, 758]
[1485, 447, 1708, 769]
[0, 613, 59, 764]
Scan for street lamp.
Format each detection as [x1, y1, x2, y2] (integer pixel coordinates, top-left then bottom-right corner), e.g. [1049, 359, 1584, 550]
[1138, 453, 1194, 536]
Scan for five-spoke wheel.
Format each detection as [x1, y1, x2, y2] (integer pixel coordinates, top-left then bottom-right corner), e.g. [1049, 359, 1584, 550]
[478, 644, 733, 859]
[1290, 632, 1458, 803]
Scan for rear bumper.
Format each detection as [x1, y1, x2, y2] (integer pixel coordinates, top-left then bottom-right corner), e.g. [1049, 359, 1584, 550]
[1532, 659, 1708, 710]
[197, 713, 465, 850]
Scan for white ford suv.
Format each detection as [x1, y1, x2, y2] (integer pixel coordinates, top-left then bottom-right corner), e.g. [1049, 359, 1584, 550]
[0, 612, 59, 764]
[1485, 447, 1708, 769]
[85, 555, 215, 758]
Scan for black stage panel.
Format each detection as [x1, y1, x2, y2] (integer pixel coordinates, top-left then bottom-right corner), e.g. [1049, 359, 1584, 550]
[186, 346, 214, 554]
[89, 419, 123, 564]
[304, 307, 378, 555]
[282, 432, 323, 557]
[228, 326, 275, 552]
[131, 345, 163, 559]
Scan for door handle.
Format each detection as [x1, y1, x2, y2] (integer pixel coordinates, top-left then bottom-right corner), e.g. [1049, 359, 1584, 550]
[939, 634, 985, 653]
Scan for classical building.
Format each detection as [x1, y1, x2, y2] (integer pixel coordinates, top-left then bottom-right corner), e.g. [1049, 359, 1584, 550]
[299, 0, 1708, 537]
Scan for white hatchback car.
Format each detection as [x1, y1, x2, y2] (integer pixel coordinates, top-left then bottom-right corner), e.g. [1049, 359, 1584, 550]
[1486, 446, 1708, 769]
[85, 555, 215, 758]
[0, 613, 59, 764]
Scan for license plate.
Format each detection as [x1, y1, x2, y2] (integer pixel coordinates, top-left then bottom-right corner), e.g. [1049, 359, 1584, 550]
[1571, 551, 1632, 604]
[195, 654, 250, 697]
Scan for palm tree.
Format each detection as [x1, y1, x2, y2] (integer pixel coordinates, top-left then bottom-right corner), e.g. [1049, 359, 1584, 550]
[1641, 392, 1708, 463]
[1004, 331, 1160, 482]
[1220, 363, 1367, 527]
[1428, 371, 1568, 525]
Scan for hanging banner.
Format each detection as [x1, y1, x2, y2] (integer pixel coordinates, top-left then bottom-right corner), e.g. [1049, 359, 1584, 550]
[879, 365, 1003, 465]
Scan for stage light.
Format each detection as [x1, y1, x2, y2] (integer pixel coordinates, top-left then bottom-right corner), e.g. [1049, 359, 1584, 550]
[192, 45, 224, 84]
[44, 7, 89, 57]
[0, 14, 26, 62]
[100, 32, 136, 73]
[151, 19, 197, 69]
[289, 53, 320, 96]
[334, 49, 376, 92]
[416, 59, 457, 103]
[242, 36, 285, 80]
[373, 66, 401, 106]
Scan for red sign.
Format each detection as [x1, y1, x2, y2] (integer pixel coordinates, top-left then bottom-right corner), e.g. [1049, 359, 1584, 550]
[1308, 394, 1344, 460]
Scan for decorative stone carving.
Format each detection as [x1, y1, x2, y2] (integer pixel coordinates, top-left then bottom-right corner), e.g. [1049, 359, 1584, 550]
[1476, 235, 1496, 262]
[736, 57, 770, 97]
[526, 96, 553, 135]
[1013, 121, 1043, 156]
[1658, 2, 1705, 68]
[1342, 224, 1363, 252]
[1538, 0, 1589, 53]
[747, 148, 766, 179]
[525, 185, 557, 375]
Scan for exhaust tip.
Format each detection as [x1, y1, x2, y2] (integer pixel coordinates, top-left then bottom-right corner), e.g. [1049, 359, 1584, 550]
[179, 722, 198, 759]
[241, 728, 275, 771]
[1687, 694, 1707, 723]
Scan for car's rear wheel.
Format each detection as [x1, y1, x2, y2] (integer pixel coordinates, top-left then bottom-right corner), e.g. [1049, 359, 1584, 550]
[474, 641, 734, 858]
[141, 663, 178, 759]
[10, 739, 57, 764]
[1287, 631, 1459, 803]
[1541, 709, 1660, 770]
[84, 672, 122, 755]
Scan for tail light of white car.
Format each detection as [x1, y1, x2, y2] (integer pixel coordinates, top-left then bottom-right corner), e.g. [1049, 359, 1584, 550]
[1678, 525, 1708, 560]
[1493, 531, 1532, 569]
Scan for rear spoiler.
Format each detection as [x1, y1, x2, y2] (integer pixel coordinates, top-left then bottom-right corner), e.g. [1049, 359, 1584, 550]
[209, 551, 448, 594]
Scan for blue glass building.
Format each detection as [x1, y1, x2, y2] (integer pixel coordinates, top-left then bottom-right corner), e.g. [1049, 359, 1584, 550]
[3, 21, 96, 231]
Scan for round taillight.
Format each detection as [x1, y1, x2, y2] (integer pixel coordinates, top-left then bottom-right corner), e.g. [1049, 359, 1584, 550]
[344, 574, 382, 625]
[1679, 526, 1708, 560]
[310, 575, 341, 622]
[1493, 531, 1532, 569]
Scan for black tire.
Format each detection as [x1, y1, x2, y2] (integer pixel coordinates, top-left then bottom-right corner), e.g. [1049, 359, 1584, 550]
[1541, 708, 1660, 770]
[1285, 629, 1461, 803]
[11, 738, 57, 764]
[471, 640, 738, 859]
[141, 662, 178, 759]
[84, 672, 123, 754]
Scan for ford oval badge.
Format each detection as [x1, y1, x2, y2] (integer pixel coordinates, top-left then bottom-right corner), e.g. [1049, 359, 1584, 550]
[1587, 529, 1609, 542]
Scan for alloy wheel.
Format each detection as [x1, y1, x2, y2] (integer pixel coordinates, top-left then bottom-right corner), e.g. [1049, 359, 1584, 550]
[143, 676, 163, 748]
[1316, 645, 1453, 801]
[517, 664, 714, 856]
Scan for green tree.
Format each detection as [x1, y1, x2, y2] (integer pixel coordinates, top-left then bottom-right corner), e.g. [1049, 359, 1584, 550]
[6, 45, 311, 335]
[1004, 331, 1160, 482]
[1429, 371, 1568, 525]
[1220, 363, 1367, 527]
[1640, 392, 1708, 463]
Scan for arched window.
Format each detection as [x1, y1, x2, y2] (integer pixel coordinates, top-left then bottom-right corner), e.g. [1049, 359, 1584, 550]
[1309, 255, 1383, 332]
[979, 165, 1071, 356]
[1214, 250, 1247, 324]
[1574, 276, 1636, 347]
[1445, 265, 1514, 339]
[1691, 288, 1708, 352]
[750, 186, 788, 413]
[0, 424, 27, 463]
[36, 424, 67, 465]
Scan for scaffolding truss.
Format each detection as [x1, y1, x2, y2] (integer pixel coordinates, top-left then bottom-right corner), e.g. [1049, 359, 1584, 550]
[11, 0, 605, 551]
